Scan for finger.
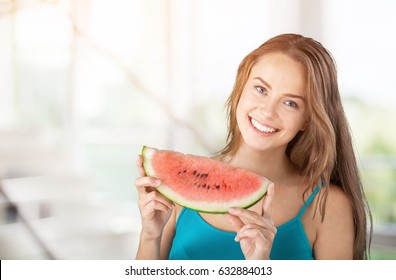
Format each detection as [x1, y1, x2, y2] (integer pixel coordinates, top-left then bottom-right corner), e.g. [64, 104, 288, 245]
[139, 191, 174, 216]
[238, 222, 262, 233]
[140, 191, 174, 210]
[238, 221, 276, 235]
[143, 199, 173, 213]
[235, 227, 269, 243]
[135, 176, 161, 193]
[137, 155, 147, 176]
[237, 219, 276, 238]
[228, 207, 264, 226]
[224, 213, 245, 231]
[140, 200, 174, 218]
[235, 223, 263, 241]
[262, 183, 275, 217]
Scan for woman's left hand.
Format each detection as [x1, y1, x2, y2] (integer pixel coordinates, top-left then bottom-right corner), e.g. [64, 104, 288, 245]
[226, 183, 276, 260]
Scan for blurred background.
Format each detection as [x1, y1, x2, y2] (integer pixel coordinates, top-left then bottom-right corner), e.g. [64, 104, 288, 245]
[0, 0, 395, 259]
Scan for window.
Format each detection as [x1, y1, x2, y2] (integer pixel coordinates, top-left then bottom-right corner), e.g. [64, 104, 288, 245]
[1, 0, 395, 259]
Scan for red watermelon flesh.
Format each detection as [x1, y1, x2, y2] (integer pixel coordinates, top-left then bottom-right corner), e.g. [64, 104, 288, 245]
[142, 146, 271, 213]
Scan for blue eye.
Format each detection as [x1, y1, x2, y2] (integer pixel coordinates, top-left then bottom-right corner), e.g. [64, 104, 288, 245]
[255, 86, 267, 95]
[284, 100, 298, 108]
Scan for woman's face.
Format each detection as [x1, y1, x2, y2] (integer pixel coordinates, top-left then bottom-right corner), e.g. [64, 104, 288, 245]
[236, 52, 308, 154]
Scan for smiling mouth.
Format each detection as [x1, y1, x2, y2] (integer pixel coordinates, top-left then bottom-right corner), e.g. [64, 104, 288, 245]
[250, 117, 278, 133]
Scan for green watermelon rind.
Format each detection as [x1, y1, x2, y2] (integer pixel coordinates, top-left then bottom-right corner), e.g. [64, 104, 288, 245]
[141, 145, 271, 214]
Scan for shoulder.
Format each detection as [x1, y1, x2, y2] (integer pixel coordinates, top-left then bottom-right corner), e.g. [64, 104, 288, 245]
[313, 184, 354, 259]
[318, 184, 354, 234]
[323, 184, 352, 214]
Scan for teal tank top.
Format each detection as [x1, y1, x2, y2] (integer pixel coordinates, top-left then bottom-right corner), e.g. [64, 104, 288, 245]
[168, 186, 321, 260]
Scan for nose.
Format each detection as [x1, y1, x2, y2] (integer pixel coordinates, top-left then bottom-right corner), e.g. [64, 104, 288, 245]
[260, 98, 278, 119]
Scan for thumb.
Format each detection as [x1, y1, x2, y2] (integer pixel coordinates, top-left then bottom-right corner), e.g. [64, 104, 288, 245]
[262, 183, 275, 217]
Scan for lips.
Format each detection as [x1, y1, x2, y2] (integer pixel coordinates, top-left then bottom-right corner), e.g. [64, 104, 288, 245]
[249, 117, 279, 134]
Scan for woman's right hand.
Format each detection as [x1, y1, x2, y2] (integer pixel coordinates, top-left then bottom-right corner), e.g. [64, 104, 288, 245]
[135, 155, 175, 240]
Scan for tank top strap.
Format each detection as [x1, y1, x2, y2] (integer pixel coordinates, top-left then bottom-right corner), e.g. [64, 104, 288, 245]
[296, 185, 322, 218]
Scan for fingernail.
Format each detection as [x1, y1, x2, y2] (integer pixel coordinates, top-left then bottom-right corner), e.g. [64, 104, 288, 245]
[155, 179, 161, 185]
[229, 207, 237, 213]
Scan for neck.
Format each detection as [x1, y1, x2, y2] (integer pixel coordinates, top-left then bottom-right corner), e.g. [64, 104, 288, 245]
[227, 143, 295, 183]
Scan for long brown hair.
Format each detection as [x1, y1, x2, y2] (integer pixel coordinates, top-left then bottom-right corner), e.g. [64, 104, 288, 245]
[221, 34, 372, 259]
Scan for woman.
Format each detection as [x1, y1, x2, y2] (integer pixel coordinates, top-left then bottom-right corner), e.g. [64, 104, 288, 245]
[135, 34, 372, 260]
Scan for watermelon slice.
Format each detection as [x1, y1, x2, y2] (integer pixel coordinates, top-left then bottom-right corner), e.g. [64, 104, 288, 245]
[141, 146, 271, 214]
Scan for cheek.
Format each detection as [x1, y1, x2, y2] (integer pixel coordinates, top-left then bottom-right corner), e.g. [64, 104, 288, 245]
[235, 92, 249, 120]
[300, 119, 309, 131]
[297, 111, 309, 131]
[235, 103, 244, 129]
[236, 91, 255, 112]
[283, 113, 307, 133]
[295, 119, 308, 134]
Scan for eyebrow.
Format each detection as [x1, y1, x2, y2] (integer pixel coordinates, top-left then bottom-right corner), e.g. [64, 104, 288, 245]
[253, 77, 306, 102]
[254, 77, 272, 90]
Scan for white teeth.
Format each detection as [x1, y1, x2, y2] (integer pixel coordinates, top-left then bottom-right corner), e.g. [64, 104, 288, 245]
[251, 118, 277, 133]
